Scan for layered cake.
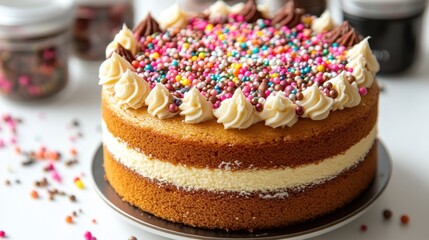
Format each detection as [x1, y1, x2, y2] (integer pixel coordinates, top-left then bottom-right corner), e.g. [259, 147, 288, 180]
[99, 0, 380, 231]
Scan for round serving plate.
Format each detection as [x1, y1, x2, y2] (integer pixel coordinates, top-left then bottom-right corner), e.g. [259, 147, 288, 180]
[91, 141, 392, 240]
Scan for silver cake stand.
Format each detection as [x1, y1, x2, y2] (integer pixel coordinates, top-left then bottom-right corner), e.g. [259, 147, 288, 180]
[91, 141, 392, 240]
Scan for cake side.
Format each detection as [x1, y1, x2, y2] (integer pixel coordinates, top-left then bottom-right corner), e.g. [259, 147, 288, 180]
[104, 141, 377, 230]
[101, 81, 378, 169]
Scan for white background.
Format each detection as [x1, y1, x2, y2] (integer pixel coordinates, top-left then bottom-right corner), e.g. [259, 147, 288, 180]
[1, 0, 429, 239]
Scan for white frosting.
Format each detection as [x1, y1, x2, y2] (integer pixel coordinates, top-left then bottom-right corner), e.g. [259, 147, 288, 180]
[206, 0, 231, 20]
[347, 37, 380, 74]
[311, 10, 334, 33]
[229, 2, 245, 14]
[257, 4, 271, 19]
[145, 83, 178, 119]
[213, 88, 260, 129]
[299, 85, 333, 120]
[259, 92, 298, 128]
[328, 73, 361, 111]
[98, 52, 135, 92]
[114, 69, 150, 110]
[103, 121, 377, 193]
[105, 24, 138, 57]
[159, 4, 188, 30]
[179, 87, 214, 123]
[347, 54, 375, 88]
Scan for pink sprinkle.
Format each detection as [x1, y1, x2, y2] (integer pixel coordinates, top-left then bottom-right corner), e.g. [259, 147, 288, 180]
[0, 230, 5, 238]
[84, 231, 92, 240]
[359, 87, 368, 96]
[45, 162, 55, 171]
[51, 170, 62, 183]
[0, 139, 4, 148]
[10, 136, 16, 144]
[18, 75, 30, 86]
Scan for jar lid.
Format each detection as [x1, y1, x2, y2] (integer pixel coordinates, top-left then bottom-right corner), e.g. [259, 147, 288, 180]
[0, 0, 74, 39]
[342, 0, 428, 19]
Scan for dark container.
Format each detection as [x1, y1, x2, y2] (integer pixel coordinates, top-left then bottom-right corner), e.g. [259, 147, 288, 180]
[342, 0, 427, 74]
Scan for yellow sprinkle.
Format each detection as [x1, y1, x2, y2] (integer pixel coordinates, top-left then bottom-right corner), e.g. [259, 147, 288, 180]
[237, 36, 245, 43]
[227, 52, 232, 57]
[181, 78, 191, 86]
[175, 75, 182, 81]
[152, 52, 160, 59]
[256, 31, 263, 37]
[205, 24, 213, 31]
[271, 73, 279, 78]
[75, 180, 84, 189]
[317, 65, 326, 72]
[183, 43, 189, 49]
[191, 56, 198, 61]
[233, 77, 239, 83]
[198, 52, 205, 58]
[218, 34, 225, 41]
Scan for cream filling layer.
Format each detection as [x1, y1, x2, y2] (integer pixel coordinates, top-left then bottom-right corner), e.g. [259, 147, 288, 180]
[103, 121, 377, 193]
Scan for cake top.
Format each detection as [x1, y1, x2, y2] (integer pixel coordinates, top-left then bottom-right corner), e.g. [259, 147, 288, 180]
[99, 0, 379, 130]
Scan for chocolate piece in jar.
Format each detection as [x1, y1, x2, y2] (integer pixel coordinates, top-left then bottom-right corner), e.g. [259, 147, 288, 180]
[0, 0, 74, 101]
[73, 0, 134, 61]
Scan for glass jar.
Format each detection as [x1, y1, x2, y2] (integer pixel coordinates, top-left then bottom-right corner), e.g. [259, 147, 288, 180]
[73, 0, 134, 61]
[342, 0, 428, 74]
[259, 0, 326, 17]
[0, 0, 74, 101]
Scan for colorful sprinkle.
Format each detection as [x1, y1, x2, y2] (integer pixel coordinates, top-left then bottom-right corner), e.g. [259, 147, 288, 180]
[383, 209, 393, 220]
[65, 215, 73, 224]
[30, 190, 39, 199]
[400, 214, 410, 225]
[74, 178, 85, 189]
[134, 16, 352, 112]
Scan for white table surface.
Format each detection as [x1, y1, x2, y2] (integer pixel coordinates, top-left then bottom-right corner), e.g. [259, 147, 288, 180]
[1, 1, 429, 239]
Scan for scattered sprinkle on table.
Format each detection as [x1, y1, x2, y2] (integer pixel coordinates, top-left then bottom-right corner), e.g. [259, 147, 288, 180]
[383, 209, 393, 220]
[65, 215, 73, 224]
[400, 214, 410, 225]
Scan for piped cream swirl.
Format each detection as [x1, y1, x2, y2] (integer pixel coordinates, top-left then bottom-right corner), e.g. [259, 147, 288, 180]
[328, 73, 361, 111]
[206, 0, 231, 20]
[259, 92, 298, 128]
[106, 24, 138, 57]
[311, 10, 334, 33]
[214, 88, 260, 129]
[159, 4, 188, 30]
[347, 54, 375, 88]
[347, 37, 380, 73]
[114, 69, 150, 110]
[145, 83, 178, 119]
[299, 84, 333, 120]
[99, 52, 135, 92]
[179, 87, 214, 123]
